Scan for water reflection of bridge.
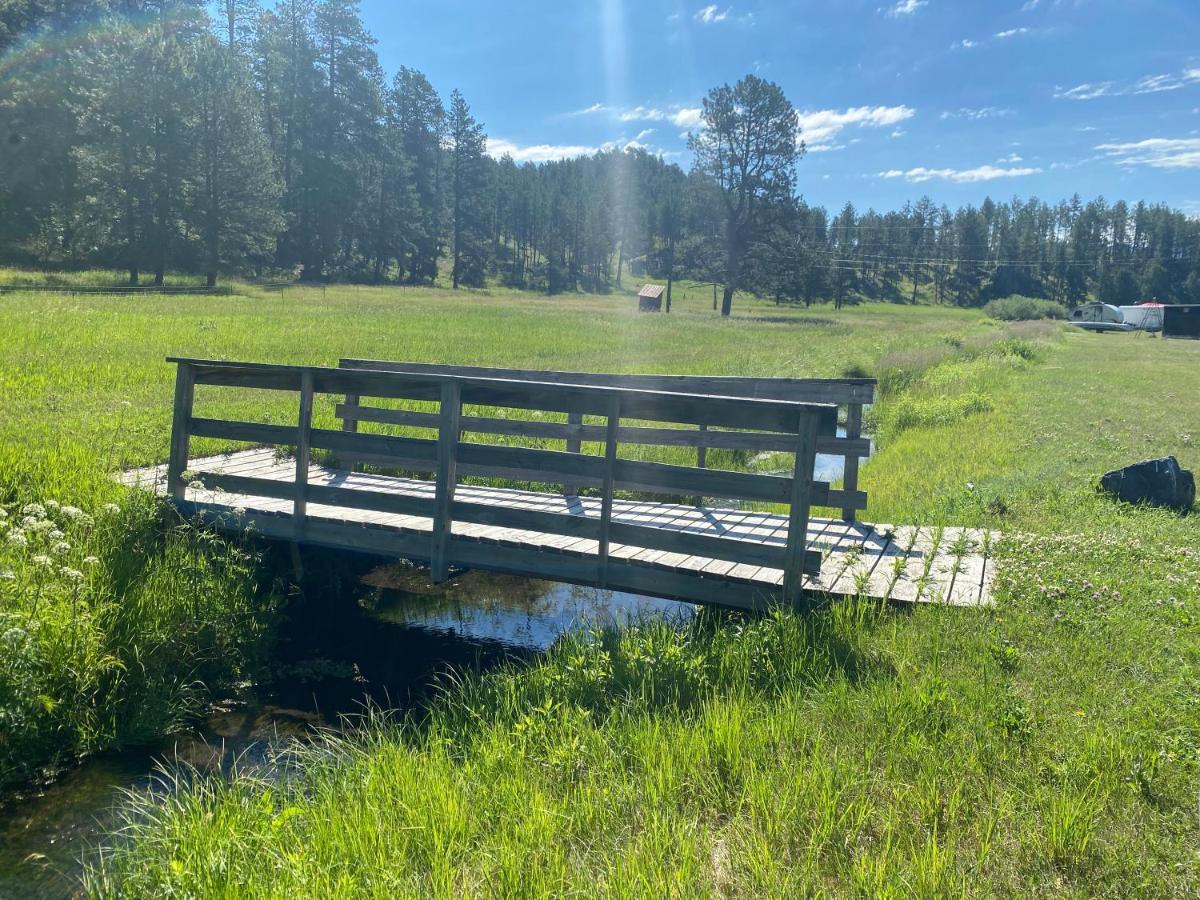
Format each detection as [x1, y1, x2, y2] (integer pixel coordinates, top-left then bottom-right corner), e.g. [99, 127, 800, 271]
[124, 359, 996, 609]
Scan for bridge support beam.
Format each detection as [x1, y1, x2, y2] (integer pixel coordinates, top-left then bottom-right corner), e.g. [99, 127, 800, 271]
[597, 396, 620, 588]
[166, 362, 196, 500]
[431, 381, 461, 582]
[783, 413, 821, 607]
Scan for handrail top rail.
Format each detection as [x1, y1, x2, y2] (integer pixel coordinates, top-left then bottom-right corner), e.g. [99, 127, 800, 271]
[338, 358, 876, 405]
[166, 357, 838, 435]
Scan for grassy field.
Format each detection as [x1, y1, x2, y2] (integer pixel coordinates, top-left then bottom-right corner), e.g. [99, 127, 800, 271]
[0, 281, 993, 790]
[1, 278, 1198, 895]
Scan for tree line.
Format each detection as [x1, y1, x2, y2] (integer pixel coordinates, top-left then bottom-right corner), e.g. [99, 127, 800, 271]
[1, 1, 1198, 312]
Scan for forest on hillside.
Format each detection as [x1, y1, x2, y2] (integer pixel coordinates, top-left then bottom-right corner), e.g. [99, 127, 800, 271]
[2, 0, 1199, 309]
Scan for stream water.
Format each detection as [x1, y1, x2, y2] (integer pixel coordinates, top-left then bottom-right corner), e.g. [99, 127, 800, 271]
[0, 563, 692, 899]
[0, 446, 856, 898]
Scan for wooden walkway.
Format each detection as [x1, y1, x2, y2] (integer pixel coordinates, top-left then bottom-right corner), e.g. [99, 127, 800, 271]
[124, 448, 997, 608]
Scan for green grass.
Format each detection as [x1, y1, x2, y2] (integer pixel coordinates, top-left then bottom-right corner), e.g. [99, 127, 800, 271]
[1, 277, 1198, 895]
[87, 328, 1200, 897]
[0, 282, 992, 791]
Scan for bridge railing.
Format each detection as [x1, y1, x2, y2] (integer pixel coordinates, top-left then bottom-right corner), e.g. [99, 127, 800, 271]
[165, 358, 853, 606]
[337, 359, 874, 521]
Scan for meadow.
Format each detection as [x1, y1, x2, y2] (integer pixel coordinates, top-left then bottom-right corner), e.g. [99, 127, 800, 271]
[1, 278, 1198, 896]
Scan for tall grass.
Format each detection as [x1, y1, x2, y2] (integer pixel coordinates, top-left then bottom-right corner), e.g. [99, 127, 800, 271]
[0, 443, 279, 791]
[85, 325, 1200, 897]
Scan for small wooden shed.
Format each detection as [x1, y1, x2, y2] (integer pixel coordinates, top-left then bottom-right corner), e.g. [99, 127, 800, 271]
[638, 284, 664, 312]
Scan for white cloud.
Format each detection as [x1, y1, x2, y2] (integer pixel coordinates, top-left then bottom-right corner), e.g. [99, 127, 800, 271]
[695, 4, 730, 24]
[1056, 67, 1200, 100]
[670, 107, 704, 129]
[796, 105, 916, 150]
[956, 38, 979, 49]
[885, 0, 927, 16]
[486, 138, 600, 163]
[571, 103, 704, 130]
[940, 106, 1012, 120]
[995, 27, 1029, 38]
[879, 164, 1042, 183]
[997, 152, 1024, 163]
[1096, 137, 1200, 169]
[890, 128, 907, 138]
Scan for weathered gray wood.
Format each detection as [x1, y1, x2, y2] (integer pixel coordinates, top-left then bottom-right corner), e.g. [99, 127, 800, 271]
[187, 416, 864, 509]
[293, 371, 315, 532]
[189, 418, 298, 446]
[431, 381, 461, 582]
[841, 402, 864, 522]
[336, 403, 861, 455]
[693, 423, 708, 507]
[340, 391, 360, 470]
[138, 447, 992, 608]
[597, 396, 620, 587]
[310, 429, 438, 467]
[563, 410, 583, 495]
[166, 363, 196, 500]
[170, 358, 834, 434]
[782, 412, 821, 606]
[339, 358, 876, 405]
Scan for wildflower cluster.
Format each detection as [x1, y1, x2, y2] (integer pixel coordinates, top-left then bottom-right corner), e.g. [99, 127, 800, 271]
[0, 497, 115, 597]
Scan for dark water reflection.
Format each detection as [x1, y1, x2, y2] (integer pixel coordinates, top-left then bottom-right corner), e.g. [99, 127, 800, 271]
[0, 557, 692, 898]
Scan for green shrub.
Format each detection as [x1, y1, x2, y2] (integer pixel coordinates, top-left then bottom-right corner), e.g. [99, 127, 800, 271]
[0, 454, 279, 790]
[983, 295, 1066, 322]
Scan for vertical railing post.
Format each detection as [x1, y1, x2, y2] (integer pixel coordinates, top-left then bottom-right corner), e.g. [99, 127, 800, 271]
[841, 402, 863, 522]
[783, 410, 821, 607]
[693, 423, 708, 507]
[563, 410, 583, 495]
[431, 380, 461, 582]
[293, 370, 315, 534]
[597, 396, 620, 587]
[340, 391, 360, 471]
[166, 362, 195, 500]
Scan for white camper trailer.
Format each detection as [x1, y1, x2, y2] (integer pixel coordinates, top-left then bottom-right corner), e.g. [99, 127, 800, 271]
[1069, 302, 1134, 332]
[1118, 303, 1165, 332]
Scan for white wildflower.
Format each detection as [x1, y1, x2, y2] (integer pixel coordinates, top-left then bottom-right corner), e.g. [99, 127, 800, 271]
[0, 508, 7, 519]
[61, 506, 83, 520]
[8, 531, 27, 547]
[60, 567, 84, 582]
[82, 556, 100, 566]
[22, 515, 39, 528]
[44, 500, 60, 512]
[101, 503, 121, 515]
[32, 554, 52, 567]
[188, 480, 205, 491]
[52, 541, 71, 556]
[0, 570, 15, 581]
[22, 503, 46, 518]
[48, 529, 64, 541]
[27, 519, 53, 534]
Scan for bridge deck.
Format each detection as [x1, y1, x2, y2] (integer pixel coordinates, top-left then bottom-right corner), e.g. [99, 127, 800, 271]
[123, 449, 997, 608]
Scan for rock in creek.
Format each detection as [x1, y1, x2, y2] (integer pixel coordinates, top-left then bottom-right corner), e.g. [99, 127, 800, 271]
[1099, 456, 1195, 512]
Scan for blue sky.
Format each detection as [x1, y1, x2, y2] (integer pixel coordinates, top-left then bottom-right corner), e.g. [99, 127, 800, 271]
[359, 0, 1200, 213]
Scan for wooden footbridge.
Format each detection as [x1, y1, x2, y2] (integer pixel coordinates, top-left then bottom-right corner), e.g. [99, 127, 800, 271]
[124, 358, 997, 610]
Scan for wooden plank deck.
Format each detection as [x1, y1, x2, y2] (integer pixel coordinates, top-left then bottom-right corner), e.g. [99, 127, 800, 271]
[122, 449, 997, 608]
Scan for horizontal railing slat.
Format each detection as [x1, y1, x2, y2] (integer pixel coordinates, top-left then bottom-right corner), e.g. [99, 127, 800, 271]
[339, 358, 876, 405]
[613, 457, 792, 503]
[335, 403, 862, 456]
[173, 357, 833, 434]
[309, 428, 438, 464]
[189, 418, 297, 445]
[606, 521, 795, 570]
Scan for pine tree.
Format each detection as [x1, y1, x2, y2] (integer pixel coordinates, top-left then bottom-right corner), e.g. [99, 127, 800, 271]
[448, 89, 490, 289]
